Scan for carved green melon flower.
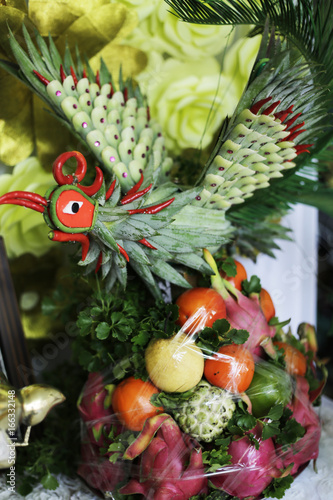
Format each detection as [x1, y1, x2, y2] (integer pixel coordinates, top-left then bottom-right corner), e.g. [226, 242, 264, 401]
[0, 157, 54, 257]
[124, 0, 235, 60]
[136, 56, 240, 152]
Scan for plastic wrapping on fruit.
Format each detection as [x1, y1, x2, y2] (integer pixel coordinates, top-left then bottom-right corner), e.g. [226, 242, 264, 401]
[156, 380, 236, 443]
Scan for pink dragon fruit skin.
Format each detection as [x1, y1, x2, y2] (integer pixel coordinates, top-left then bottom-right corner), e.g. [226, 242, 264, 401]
[77, 372, 117, 447]
[210, 424, 283, 499]
[77, 440, 126, 492]
[278, 376, 321, 475]
[224, 290, 276, 357]
[120, 416, 207, 499]
[203, 249, 275, 356]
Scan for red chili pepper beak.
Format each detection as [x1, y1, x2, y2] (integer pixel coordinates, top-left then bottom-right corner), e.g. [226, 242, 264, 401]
[0, 191, 48, 213]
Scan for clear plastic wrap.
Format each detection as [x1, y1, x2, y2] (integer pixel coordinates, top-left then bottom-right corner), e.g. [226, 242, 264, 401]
[76, 259, 325, 500]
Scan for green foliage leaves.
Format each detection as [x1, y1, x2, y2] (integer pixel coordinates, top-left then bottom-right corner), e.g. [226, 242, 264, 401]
[275, 408, 306, 445]
[40, 472, 59, 490]
[219, 257, 237, 278]
[202, 436, 232, 472]
[196, 318, 249, 353]
[166, 0, 333, 93]
[263, 475, 294, 499]
[73, 281, 179, 378]
[242, 275, 261, 295]
[226, 400, 305, 448]
[96, 322, 111, 340]
[105, 425, 137, 463]
[227, 401, 257, 438]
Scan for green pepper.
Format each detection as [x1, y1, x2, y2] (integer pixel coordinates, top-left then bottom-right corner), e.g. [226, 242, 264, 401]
[246, 361, 292, 418]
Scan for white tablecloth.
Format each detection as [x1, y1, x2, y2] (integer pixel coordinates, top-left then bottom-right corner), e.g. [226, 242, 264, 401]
[0, 396, 332, 500]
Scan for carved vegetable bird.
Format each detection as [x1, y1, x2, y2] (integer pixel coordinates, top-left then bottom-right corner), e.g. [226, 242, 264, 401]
[1, 1, 332, 297]
[0, 150, 222, 298]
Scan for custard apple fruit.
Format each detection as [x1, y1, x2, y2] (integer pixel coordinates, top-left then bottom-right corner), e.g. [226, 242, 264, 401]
[173, 380, 236, 442]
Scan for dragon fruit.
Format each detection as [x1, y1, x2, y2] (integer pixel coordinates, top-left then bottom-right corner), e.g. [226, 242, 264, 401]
[77, 372, 115, 447]
[278, 376, 321, 475]
[120, 414, 207, 499]
[210, 424, 284, 499]
[77, 440, 126, 492]
[204, 249, 276, 356]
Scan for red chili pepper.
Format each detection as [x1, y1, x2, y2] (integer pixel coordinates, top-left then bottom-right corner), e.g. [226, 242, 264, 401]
[49, 231, 90, 261]
[0, 191, 48, 213]
[274, 105, 294, 122]
[286, 129, 306, 142]
[126, 173, 144, 196]
[295, 144, 313, 155]
[96, 70, 100, 88]
[127, 197, 175, 215]
[284, 113, 302, 130]
[0, 191, 48, 206]
[117, 243, 129, 262]
[53, 151, 87, 185]
[53, 151, 104, 194]
[121, 184, 152, 205]
[262, 100, 280, 116]
[138, 238, 157, 250]
[285, 121, 305, 135]
[82, 68, 87, 79]
[95, 251, 103, 273]
[0, 198, 45, 213]
[106, 179, 117, 200]
[70, 66, 78, 86]
[123, 88, 128, 102]
[77, 167, 104, 196]
[33, 70, 50, 86]
[250, 97, 272, 115]
[60, 65, 66, 83]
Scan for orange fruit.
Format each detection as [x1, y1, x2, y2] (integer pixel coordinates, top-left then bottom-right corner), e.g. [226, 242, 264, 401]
[176, 288, 226, 333]
[259, 288, 276, 322]
[112, 376, 162, 431]
[273, 341, 307, 376]
[220, 259, 247, 291]
[204, 344, 255, 393]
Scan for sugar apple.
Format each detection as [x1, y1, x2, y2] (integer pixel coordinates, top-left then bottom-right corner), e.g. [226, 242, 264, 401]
[172, 380, 236, 443]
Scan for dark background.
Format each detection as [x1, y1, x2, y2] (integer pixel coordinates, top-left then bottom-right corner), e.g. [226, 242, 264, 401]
[317, 211, 333, 398]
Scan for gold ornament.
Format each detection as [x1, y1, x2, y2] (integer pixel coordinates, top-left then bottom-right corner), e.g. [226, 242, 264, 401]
[0, 372, 65, 462]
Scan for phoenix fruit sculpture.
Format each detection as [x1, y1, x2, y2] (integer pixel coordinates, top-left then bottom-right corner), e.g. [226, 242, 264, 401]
[0, 0, 332, 298]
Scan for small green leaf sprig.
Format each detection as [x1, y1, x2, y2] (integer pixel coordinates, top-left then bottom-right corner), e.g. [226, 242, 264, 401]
[196, 318, 249, 354]
[72, 280, 179, 378]
[227, 401, 305, 446]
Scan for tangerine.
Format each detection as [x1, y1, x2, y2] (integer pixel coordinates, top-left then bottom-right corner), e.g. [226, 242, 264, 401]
[204, 344, 255, 393]
[112, 376, 162, 431]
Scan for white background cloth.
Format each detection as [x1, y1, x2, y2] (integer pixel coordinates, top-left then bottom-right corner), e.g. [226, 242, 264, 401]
[239, 204, 318, 335]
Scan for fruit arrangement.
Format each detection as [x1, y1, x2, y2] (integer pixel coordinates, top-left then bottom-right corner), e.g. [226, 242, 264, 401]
[76, 253, 326, 500]
[0, 1, 332, 496]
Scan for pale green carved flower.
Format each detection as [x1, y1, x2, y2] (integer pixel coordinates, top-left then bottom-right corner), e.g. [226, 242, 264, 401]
[0, 158, 54, 258]
[223, 35, 262, 98]
[125, 1, 234, 60]
[110, 0, 159, 20]
[137, 56, 239, 153]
